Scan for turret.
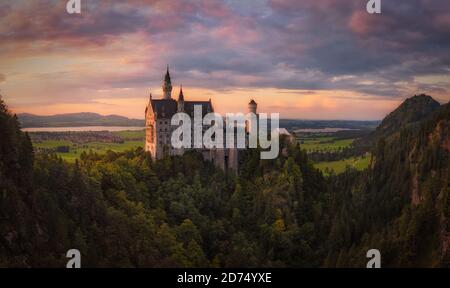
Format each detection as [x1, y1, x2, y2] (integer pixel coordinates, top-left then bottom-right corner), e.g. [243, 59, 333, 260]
[248, 99, 257, 114]
[246, 99, 258, 135]
[177, 85, 184, 112]
[162, 65, 172, 99]
[145, 93, 152, 115]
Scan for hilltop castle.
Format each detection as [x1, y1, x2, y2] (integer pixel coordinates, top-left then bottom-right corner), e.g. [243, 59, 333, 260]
[145, 67, 258, 171]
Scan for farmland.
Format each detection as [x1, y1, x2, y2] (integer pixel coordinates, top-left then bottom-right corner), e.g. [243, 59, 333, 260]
[30, 130, 145, 162]
[298, 136, 354, 152]
[314, 155, 371, 175]
[29, 129, 372, 174]
[296, 132, 371, 174]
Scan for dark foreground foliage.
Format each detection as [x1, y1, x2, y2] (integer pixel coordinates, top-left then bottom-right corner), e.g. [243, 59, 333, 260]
[1, 96, 449, 267]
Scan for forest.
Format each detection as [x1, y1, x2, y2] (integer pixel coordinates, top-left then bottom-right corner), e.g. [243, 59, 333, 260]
[0, 95, 449, 267]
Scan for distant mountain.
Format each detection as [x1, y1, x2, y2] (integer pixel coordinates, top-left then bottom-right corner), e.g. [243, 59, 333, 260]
[374, 94, 441, 139]
[354, 94, 442, 149]
[17, 112, 145, 128]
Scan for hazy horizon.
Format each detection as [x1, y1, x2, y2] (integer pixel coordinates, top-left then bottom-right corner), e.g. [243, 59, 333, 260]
[16, 110, 384, 122]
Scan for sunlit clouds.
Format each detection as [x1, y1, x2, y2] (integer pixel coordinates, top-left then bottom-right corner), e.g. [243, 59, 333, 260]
[0, 0, 449, 120]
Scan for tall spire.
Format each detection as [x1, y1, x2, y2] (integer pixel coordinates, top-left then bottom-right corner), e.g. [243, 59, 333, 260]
[163, 65, 172, 99]
[177, 85, 185, 112]
[165, 65, 171, 83]
[178, 85, 184, 101]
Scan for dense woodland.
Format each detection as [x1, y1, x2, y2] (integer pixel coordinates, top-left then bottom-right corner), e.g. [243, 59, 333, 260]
[0, 95, 449, 267]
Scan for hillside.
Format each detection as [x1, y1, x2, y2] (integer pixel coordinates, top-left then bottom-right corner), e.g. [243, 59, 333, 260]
[353, 94, 441, 150]
[374, 94, 441, 139]
[326, 100, 450, 267]
[17, 112, 145, 128]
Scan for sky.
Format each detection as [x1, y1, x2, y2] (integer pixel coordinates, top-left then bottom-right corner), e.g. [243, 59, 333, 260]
[0, 0, 449, 120]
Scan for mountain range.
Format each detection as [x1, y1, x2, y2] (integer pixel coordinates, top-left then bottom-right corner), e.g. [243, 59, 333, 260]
[17, 112, 381, 130]
[17, 112, 145, 128]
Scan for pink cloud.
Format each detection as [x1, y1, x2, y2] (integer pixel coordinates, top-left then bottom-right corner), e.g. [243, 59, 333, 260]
[434, 12, 450, 33]
[348, 11, 395, 35]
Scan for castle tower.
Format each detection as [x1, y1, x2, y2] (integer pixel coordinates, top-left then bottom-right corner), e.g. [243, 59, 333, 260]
[145, 67, 238, 172]
[145, 93, 156, 158]
[246, 99, 258, 135]
[248, 99, 257, 114]
[177, 85, 184, 112]
[162, 65, 172, 99]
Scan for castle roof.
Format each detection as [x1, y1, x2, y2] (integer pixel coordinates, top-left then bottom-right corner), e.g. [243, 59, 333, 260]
[249, 99, 257, 105]
[151, 99, 177, 118]
[184, 101, 213, 117]
[150, 99, 213, 119]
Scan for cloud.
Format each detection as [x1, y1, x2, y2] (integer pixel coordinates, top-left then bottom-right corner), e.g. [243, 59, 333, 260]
[0, 0, 449, 105]
[0, 73, 5, 82]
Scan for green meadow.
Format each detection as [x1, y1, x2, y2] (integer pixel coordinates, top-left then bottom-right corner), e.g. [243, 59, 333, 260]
[32, 130, 145, 162]
[32, 130, 370, 173]
[112, 130, 145, 140]
[298, 136, 354, 152]
[297, 134, 371, 174]
[34, 141, 144, 162]
[314, 155, 371, 175]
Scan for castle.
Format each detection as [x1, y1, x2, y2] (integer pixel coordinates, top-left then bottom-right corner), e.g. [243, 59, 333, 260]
[144, 67, 258, 171]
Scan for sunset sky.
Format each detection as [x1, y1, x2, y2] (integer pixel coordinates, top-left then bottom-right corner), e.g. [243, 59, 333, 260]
[0, 0, 449, 120]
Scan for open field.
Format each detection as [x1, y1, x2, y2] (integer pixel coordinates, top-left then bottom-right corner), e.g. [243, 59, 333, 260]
[298, 136, 354, 152]
[112, 130, 145, 139]
[296, 133, 371, 174]
[31, 130, 145, 162]
[30, 129, 371, 173]
[33, 140, 144, 162]
[314, 155, 371, 175]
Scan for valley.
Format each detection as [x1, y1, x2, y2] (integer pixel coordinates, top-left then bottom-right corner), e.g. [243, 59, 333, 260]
[28, 126, 372, 174]
[1, 94, 449, 267]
